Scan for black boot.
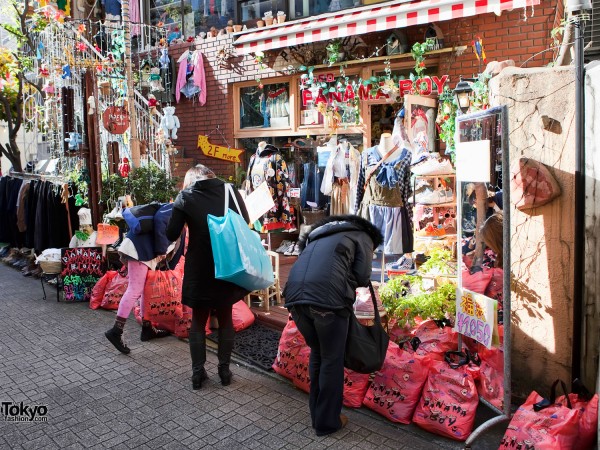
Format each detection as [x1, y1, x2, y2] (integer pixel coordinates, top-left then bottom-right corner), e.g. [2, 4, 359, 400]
[217, 327, 235, 386]
[140, 320, 171, 342]
[105, 316, 130, 354]
[188, 331, 208, 390]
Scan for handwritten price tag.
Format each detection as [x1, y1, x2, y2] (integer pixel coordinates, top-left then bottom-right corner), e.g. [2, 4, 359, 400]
[454, 288, 497, 348]
[96, 223, 120, 245]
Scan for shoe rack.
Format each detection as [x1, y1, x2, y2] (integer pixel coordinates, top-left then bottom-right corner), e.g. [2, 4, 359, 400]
[413, 174, 457, 230]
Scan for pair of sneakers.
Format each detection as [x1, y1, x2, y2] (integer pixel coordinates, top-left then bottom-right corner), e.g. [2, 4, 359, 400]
[386, 255, 415, 272]
[285, 242, 300, 256]
[275, 240, 294, 254]
[415, 188, 454, 205]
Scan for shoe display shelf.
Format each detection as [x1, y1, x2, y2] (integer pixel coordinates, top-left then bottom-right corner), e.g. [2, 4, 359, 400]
[413, 173, 457, 239]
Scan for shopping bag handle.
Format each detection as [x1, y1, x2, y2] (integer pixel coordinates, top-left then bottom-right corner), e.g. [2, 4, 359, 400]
[444, 350, 469, 369]
[533, 379, 572, 411]
[368, 281, 383, 325]
[224, 183, 243, 218]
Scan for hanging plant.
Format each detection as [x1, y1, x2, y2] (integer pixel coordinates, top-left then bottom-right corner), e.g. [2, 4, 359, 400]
[436, 86, 458, 160]
[325, 39, 343, 66]
[410, 38, 435, 94]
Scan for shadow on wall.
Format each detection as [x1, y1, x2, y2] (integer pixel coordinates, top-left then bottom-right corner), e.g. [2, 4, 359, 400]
[510, 165, 574, 398]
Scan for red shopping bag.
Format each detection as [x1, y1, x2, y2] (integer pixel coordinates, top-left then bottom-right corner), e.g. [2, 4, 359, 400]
[476, 346, 504, 410]
[343, 369, 371, 408]
[272, 318, 307, 381]
[556, 380, 599, 449]
[134, 303, 209, 338]
[291, 345, 311, 393]
[363, 341, 430, 423]
[100, 271, 129, 310]
[143, 269, 184, 321]
[412, 320, 458, 361]
[499, 380, 579, 449]
[232, 300, 255, 331]
[413, 354, 479, 441]
[90, 271, 117, 309]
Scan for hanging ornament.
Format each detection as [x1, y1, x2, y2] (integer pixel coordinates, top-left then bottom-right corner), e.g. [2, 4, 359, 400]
[36, 42, 44, 60]
[76, 41, 87, 52]
[118, 157, 131, 178]
[61, 64, 71, 79]
[74, 194, 87, 207]
[472, 36, 487, 64]
[39, 63, 50, 78]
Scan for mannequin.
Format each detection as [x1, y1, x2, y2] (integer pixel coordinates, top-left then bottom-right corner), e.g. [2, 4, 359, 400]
[321, 139, 360, 215]
[69, 208, 98, 248]
[247, 142, 295, 231]
[355, 115, 413, 256]
[377, 133, 404, 161]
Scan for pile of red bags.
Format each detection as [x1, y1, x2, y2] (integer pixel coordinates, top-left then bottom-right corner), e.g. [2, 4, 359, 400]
[90, 269, 129, 310]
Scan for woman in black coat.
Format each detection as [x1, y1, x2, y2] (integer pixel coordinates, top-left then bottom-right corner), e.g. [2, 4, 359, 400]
[166, 164, 250, 389]
[283, 215, 383, 437]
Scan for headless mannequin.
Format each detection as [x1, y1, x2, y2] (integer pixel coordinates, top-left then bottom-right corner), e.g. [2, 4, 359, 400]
[377, 133, 404, 160]
[376, 133, 412, 264]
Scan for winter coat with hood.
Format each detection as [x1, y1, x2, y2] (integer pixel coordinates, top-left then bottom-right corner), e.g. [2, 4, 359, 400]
[283, 215, 383, 314]
[166, 178, 250, 309]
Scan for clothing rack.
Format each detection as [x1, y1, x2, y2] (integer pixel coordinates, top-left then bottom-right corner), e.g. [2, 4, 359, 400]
[5, 172, 65, 182]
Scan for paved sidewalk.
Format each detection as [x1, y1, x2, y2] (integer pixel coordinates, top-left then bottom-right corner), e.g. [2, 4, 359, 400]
[0, 263, 503, 449]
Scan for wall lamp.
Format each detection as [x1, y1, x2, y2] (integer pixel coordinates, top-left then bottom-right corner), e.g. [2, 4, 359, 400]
[453, 77, 477, 114]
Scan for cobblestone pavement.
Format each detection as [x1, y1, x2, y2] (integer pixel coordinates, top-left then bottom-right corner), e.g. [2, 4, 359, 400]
[0, 263, 502, 449]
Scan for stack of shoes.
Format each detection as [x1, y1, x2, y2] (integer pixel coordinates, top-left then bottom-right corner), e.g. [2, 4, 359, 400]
[411, 158, 455, 176]
[415, 188, 453, 205]
[385, 255, 415, 274]
[275, 240, 294, 254]
[2, 248, 20, 265]
[415, 223, 446, 239]
[284, 242, 300, 256]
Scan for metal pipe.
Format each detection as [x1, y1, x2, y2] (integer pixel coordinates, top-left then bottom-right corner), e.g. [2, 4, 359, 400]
[572, 11, 585, 382]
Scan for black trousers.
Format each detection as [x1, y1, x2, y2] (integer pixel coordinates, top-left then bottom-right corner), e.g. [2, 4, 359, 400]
[290, 305, 349, 436]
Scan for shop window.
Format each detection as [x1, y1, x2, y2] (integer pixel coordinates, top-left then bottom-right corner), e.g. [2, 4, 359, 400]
[239, 82, 291, 129]
[238, 0, 286, 27]
[299, 72, 361, 128]
[290, 0, 362, 20]
[150, 0, 235, 38]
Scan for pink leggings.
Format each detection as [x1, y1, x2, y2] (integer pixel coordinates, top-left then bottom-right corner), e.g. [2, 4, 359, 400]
[116, 260, 149, 320]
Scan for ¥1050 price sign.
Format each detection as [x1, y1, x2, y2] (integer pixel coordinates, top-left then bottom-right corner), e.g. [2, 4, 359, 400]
[454, 288, 498, 348]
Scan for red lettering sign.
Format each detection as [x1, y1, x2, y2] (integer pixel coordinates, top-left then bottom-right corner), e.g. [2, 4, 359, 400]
[102, 106, 130, 134]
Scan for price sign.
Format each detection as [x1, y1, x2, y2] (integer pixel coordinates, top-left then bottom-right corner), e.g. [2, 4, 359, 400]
[454, 288, 497, 348]
[96, 223, 120, 245]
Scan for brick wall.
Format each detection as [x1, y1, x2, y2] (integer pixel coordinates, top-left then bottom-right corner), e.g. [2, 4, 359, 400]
[168, 0, 558, 179]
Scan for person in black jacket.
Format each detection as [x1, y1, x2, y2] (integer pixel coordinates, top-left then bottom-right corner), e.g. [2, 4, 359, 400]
[166, 164, 250, 390]
[283, 215, 383, 437]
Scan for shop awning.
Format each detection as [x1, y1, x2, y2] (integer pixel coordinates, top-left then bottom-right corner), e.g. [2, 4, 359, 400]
[234, 0, 540, 55]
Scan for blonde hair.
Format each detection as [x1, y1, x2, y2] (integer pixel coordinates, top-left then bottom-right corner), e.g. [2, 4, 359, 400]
[183, 164, 215, 189]
[480, 211, 503, 267]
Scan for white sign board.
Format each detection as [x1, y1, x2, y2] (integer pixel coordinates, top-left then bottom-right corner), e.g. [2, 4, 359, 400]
[244, 181, 275, 224]
[454, 287, 497, 348]
[455, 140, 491, 182]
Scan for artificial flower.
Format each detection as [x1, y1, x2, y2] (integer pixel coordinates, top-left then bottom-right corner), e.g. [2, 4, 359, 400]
[78, 24, 86, 33]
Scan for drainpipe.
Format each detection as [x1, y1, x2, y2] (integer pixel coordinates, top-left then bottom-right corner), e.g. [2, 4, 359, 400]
[572, 9, 586, 381]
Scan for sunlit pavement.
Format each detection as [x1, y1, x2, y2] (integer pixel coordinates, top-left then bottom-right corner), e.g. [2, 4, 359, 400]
[0, 263, 503, 449]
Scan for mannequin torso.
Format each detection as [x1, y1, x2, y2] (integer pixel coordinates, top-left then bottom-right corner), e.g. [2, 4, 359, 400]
[377, 133, 403, 160]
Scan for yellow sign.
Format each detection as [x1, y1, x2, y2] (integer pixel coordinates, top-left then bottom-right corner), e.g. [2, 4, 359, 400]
[197, 135, 244, 163]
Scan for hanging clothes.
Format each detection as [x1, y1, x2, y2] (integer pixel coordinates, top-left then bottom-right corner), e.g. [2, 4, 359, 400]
[176, 50, 206, 105]
[321, 141, 360, 215]
[355, 146, 413, 255]
[247, 146, 295, 231]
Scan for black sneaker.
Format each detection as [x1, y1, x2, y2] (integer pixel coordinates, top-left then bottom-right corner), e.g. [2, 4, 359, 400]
[140, 326, 170, 342]
[105, 329, 131, 354]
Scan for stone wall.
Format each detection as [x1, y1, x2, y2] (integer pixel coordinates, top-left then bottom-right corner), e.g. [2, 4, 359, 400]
[490, 66, 576, 396]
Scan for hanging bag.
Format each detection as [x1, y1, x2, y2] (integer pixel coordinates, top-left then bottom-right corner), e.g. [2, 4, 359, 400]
[208, 184, 274, 291]
[344, 281, 390, 374]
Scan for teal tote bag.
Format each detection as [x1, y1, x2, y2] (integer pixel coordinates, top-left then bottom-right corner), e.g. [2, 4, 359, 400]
[208, 184, 274, 291]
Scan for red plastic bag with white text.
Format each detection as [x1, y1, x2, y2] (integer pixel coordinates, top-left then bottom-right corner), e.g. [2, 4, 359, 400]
[555, 393, 598, 449]
[272, 318, 307, 381]
[100, 271, 129, 310]
[499, 388, 579, 449]
[90, 271, 116, 309]
[291, 345, 311, 393]
[413, 358, 479, 441]
[412, 320, 458, 361]
[232, 300, 255, 331]
[343, 369, 370, 408]
[363, 341, 430, 423]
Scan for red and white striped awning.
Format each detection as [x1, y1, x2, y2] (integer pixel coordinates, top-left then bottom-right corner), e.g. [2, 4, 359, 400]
[234, 0, 540, 55]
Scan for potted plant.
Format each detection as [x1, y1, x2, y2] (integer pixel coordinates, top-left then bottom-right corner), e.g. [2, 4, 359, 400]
[263, 11, 274, 25]
[325, 39, 344, 66]
[277, 11, 286, 23]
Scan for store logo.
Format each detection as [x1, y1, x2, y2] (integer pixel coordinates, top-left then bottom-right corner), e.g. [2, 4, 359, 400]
[1, 401, 48, 422]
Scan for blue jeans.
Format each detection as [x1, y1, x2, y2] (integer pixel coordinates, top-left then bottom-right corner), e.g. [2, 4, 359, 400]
[290, 305, 349, 436]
